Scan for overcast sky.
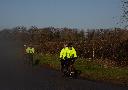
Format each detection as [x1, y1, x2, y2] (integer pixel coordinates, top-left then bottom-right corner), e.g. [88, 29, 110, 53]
[0, 0, 121, 29]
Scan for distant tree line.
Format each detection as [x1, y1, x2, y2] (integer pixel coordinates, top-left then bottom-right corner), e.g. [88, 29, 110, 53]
[0, 26, 128, 66]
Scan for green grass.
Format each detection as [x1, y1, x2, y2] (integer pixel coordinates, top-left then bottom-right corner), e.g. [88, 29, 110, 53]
[35, 53, 128, 85]
[35, 53, 60, 69]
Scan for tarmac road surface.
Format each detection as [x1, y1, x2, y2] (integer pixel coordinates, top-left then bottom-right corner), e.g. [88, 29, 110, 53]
[0, 36, 128, 90]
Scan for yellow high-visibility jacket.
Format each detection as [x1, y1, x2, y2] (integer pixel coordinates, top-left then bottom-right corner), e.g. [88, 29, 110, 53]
[26, 47, 35, 54]
[60, 47, 77, 60]
[69, 47, 77, 58]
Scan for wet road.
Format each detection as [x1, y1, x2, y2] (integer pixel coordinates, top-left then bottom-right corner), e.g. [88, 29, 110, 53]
[0, 37, 128, 90]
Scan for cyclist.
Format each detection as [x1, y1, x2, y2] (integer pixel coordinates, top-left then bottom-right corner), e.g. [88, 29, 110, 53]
[59, 43, 77, 75]
[59, 43, 68, 72]
[26, 44, 35, 65]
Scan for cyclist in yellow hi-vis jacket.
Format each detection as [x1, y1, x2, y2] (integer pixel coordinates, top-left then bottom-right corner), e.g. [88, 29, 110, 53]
[26, 44, 35, 65]
[59, 43, 77, 72]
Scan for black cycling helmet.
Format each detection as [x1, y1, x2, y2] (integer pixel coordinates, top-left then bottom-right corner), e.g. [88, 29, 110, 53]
[67, 42, 72, 47]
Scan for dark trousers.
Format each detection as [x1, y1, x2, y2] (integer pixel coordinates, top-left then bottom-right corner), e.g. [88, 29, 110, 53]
[60, 59, 68, 72]
[60, 58, 76, 72]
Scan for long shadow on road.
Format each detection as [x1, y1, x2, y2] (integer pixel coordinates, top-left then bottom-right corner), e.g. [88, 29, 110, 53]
[0, 37, 128, 90]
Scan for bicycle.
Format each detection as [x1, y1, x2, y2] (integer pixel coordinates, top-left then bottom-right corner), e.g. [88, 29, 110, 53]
[62, 58, 81, 79]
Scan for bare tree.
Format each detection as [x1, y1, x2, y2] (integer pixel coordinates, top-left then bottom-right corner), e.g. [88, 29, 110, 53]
[121, 0, 128, 28]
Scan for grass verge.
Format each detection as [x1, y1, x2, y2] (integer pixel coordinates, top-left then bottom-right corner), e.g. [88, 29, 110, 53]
[34, 53, 128, 85]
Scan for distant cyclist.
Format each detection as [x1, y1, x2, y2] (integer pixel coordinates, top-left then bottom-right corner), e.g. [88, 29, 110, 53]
[25, 44, 35, 65]
[59, 43, 77, 73]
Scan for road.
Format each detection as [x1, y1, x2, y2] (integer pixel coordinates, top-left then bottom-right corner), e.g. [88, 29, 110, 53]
[0, 37, 128, 90]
